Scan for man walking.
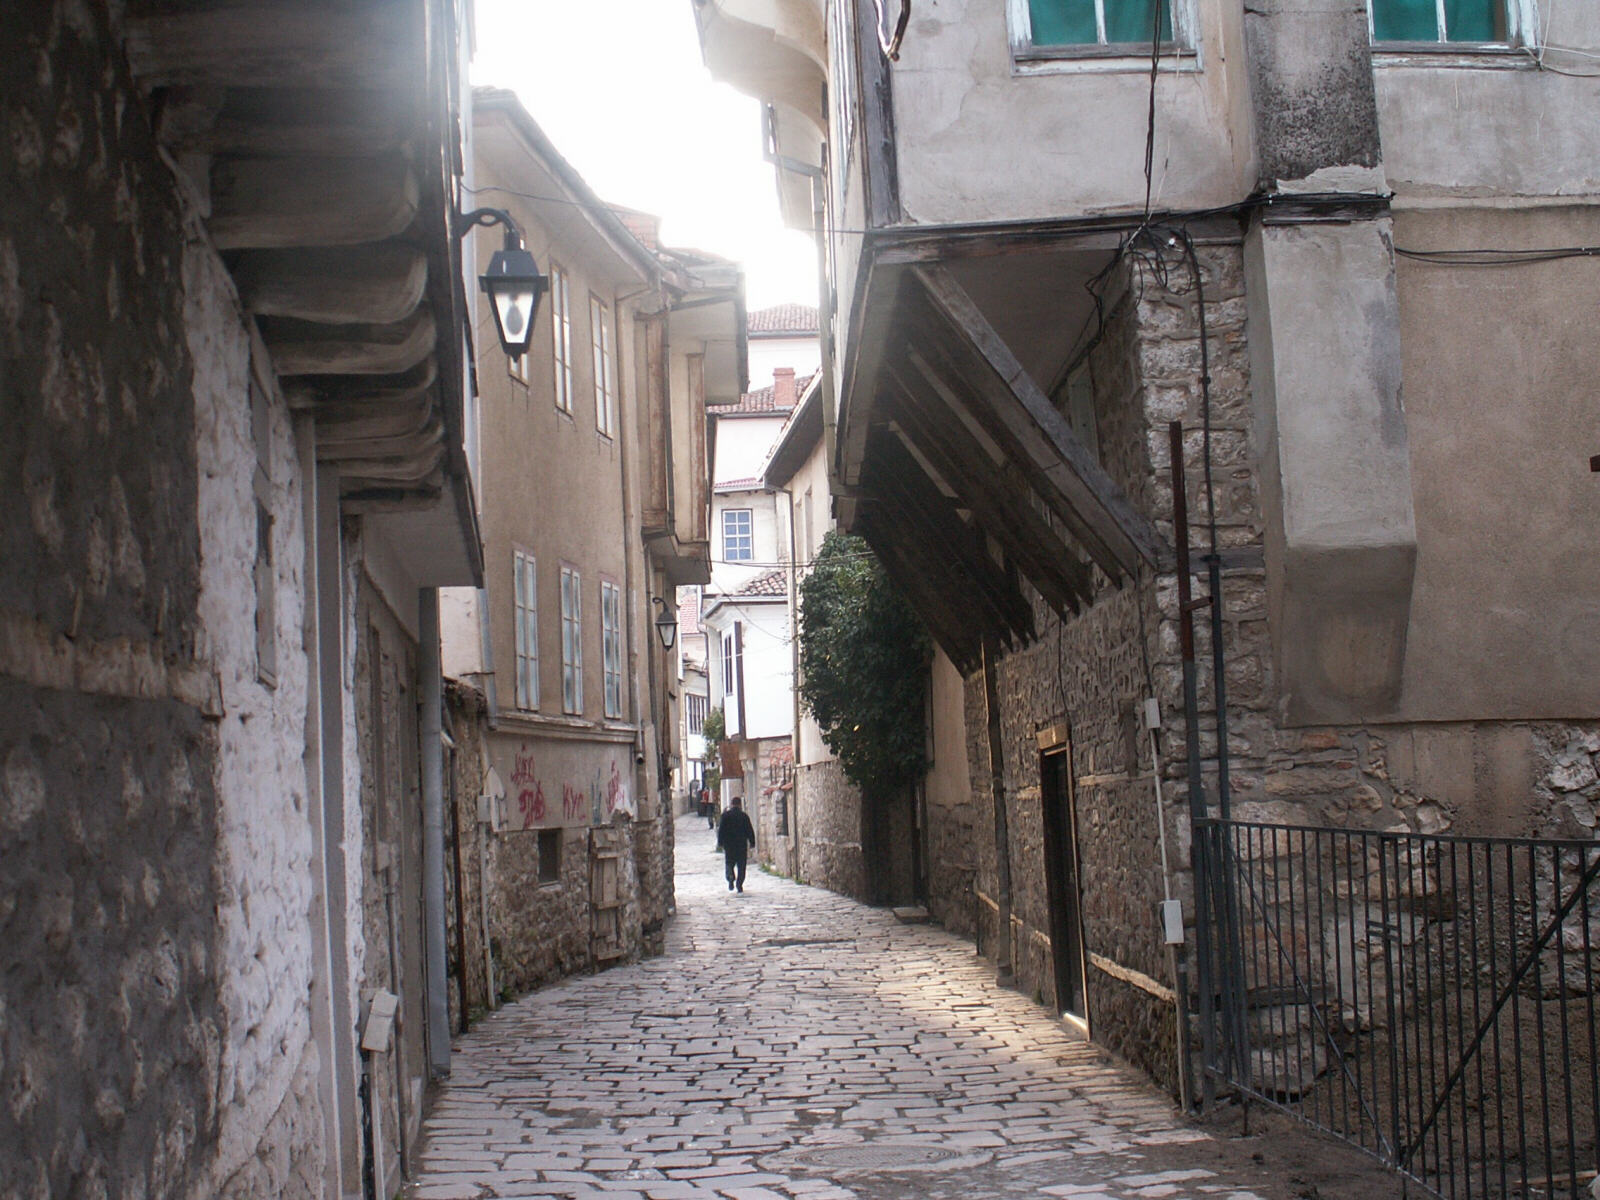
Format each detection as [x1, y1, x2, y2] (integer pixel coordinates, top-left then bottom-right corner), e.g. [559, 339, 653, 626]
[716, 797, 756, 893]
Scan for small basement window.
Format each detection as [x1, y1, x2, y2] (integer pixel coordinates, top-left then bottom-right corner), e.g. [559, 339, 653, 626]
[537, 828, 561, 884]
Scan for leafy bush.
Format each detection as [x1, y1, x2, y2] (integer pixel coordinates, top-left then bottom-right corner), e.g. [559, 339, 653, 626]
[797, 532, 929, 794]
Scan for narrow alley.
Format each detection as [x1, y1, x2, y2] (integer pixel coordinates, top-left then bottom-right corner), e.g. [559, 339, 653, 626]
[408, 816, 1369, 1200]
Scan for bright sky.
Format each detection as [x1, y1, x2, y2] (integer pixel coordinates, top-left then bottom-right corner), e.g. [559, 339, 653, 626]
[470, 0, 819, 311]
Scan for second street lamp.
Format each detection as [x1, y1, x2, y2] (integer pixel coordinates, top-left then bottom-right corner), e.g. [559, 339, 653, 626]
[652, 597, 679, 650]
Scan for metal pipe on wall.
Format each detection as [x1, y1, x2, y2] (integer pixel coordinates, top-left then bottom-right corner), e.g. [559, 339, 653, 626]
[419, 588, 451, 1078]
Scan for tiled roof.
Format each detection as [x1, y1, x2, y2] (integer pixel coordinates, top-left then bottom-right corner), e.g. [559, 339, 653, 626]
[713, 476, 762, 494]
[747, 303, 819, 335]
[737, 568, 788, 597]
[714, 371, 815, 416]
[677, 589, 701, 635]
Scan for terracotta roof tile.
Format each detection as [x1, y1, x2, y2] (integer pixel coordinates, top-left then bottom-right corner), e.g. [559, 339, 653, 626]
[715, 371, 815, 416]
[737, 568, 788, 597]
[747, 303, 819, 335]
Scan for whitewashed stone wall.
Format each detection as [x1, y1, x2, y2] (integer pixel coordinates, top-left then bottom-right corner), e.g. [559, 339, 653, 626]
[186, 231, 324, 1195]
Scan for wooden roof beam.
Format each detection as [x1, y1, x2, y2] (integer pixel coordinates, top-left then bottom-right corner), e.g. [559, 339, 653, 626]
[910, 264, 1167, 577]
[883, 370, 1093, 616]
[856, 515, 982, 674]
[234, 245, 427, 325]
[156, 87, 411, 158]
[261, 310, 435, 376]
[124, 4, 413, 92]
[865, 433, 1036, 646]
[903, 338, 1125, 583]
[209, 154, 417, 250]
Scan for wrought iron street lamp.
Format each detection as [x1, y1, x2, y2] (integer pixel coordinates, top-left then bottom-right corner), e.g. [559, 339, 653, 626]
[454, 207, 547, 359]
[652, 597, 679, 650]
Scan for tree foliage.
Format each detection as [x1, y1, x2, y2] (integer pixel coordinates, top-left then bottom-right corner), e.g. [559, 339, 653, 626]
[701, 704, 725, 793]
[797, 532, 930, 795]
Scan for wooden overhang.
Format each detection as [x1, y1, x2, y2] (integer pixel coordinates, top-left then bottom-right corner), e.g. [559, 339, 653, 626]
[837, 250, 1169, 659]
[125, 0, 482, 587]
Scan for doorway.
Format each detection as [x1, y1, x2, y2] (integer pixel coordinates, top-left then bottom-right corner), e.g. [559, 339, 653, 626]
[1040, 747, 1087, 1023]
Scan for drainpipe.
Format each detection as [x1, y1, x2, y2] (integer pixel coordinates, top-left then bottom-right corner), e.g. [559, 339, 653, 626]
[981, 638, 1014, 985]
[419, 589, 450, 1078]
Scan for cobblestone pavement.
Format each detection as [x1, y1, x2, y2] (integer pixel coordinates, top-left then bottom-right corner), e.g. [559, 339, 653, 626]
[407, 815, 1353, 1200]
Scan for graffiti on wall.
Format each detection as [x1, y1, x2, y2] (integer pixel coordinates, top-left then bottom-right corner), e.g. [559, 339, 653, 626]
[504, 741, 635, 831]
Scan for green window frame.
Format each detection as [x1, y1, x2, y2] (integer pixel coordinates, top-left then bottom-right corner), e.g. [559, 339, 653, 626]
[1369, 0, 1528, 45]
[1014, 0, 1173, 51]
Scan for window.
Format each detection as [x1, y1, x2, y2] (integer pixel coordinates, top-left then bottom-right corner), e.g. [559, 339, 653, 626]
[601, 580, 623, 719]
[537, 829, 561, 884]
[510, 347, 529, 383]
[560, 566, 583, 714]
[550, 264, 572, 414]
[722, 632, 736, 693]
[513, 551, 539, 710]
[1369, 0, 1513, 43]
[590, 296, 616, 437]
[722, 508, 753, 562]
[1013, 0, 1172, 50]
[686, 693, 707, 737]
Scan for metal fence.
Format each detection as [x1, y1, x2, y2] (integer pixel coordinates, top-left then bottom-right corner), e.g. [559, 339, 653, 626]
[1196, 820, 1600, 1199]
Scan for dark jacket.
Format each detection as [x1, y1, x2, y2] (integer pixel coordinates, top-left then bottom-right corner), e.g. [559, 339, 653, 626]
[716, 808, 756, 857]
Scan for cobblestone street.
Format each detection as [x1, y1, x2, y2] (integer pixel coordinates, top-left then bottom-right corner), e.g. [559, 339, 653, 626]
[407, 816, 1365, 1200]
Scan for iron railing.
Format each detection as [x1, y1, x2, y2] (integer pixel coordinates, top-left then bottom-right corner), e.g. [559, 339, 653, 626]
[1197, 820, 1600, 1199]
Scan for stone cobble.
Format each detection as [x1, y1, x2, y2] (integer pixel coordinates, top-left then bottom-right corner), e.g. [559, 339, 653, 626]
[407, 815, 1333, 1200]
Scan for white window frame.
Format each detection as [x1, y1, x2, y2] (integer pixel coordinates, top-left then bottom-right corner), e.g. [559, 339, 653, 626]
[601, 579, 623, 719]
[1366, 0, 1534, 48]
[561, 565, 583, 714]
[513, 550, 539, 710]
[1007, 0, 1196, 63]
[722, 632, 736, 694]
[687, 693, 707, 737]
[550, 263, 573, 414]
[590, 295, 616, 438]
[722, 508, 754, 563]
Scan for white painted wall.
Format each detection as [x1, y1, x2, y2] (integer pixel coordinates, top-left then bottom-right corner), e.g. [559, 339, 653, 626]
[713, 414, 789, 485]
[703, 597, 793, 742]
[748, 335, 821, 390]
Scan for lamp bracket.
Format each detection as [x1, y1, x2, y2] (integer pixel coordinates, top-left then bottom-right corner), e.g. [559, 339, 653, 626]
[453, 206, 522, 250]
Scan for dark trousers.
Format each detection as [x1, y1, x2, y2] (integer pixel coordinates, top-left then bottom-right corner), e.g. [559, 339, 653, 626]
[724, 851, 747, 888]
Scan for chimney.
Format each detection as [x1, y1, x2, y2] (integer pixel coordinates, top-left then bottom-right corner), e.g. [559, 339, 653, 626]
[773, 367, 796, 409]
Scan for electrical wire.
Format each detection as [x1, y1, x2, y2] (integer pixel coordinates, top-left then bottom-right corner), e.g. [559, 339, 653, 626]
[1395, 244, 1600, 266]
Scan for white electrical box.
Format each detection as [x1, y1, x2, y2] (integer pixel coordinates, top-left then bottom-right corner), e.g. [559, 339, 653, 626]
[1143, 697, 1161, 731]
[360, 990, 398, 1053]
[477, 791, 506, 831]
[1161, 898, 1185, 946]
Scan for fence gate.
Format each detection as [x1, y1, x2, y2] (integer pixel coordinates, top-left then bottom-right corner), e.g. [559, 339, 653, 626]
[1195, 820, 1600, 1199]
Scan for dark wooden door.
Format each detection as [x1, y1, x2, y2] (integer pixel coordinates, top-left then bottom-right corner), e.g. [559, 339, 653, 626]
[1041, 749, 1087, 1021]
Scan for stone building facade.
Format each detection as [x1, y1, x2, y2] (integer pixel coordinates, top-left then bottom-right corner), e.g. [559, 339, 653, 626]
[438, 91, 737, 1013]
[3, 2, 488, 1196]
[697, 0, 1600, 1111]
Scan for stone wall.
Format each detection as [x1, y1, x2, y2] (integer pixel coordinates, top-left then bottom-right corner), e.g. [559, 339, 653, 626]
[353, 569, 428, 1194]
[794, 758, 869, 900]
[443, 687, 656, 1011]
[947, 238, 1600, 1099]
[0, 5, 323, 1195]
[444, 681, 491, 1028]
[963, 243, 1257, 1094]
